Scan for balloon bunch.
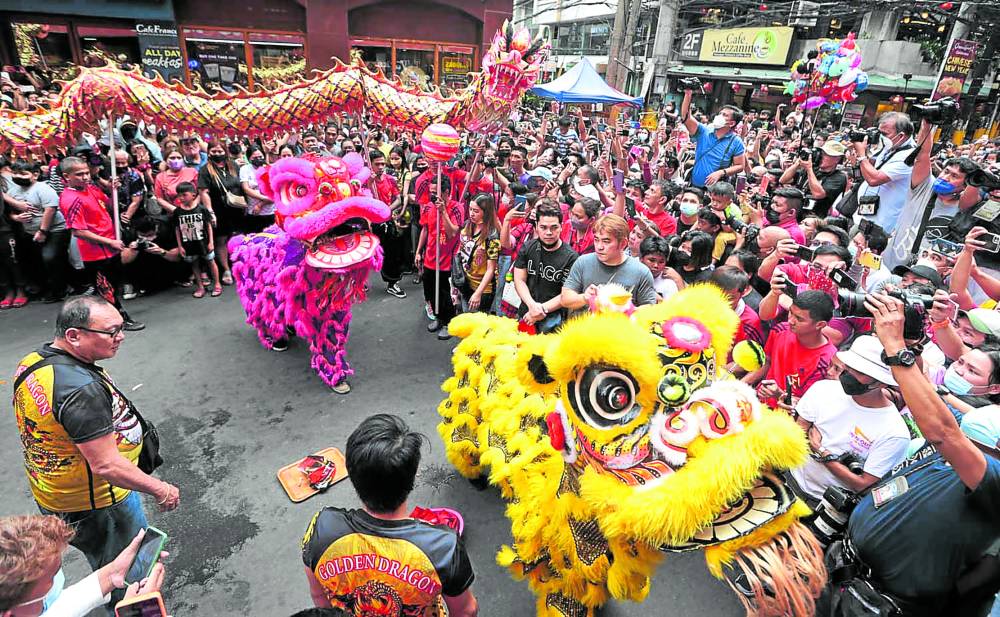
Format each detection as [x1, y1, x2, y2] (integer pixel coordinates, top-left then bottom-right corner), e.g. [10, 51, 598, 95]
[784, 32, 869, 112]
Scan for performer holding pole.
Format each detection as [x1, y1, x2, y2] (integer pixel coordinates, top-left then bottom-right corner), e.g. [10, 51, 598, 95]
[420, 123, 460, 315]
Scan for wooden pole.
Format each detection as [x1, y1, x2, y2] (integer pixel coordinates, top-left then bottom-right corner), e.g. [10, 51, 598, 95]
[434, 162, 442, 315]
[108, 114, 121, 242]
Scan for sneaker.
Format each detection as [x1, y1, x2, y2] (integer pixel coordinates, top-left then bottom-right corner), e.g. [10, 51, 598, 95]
[427, 319, 442, 332]
[331, 381, 351, 395]
[271, 338, 289, 352]
[386, 283, 406, 299]
[437, 328, 452, 341]
[412, 273, 422, 285]
[425, 302, 435, 320]
[122, 284, 137, 300]
[123, 319, 145, 332]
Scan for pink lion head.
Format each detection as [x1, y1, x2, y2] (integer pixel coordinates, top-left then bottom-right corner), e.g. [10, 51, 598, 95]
[257, 153, 391, 270]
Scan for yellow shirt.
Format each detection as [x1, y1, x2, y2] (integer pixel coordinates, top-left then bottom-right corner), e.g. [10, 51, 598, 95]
[13, 346, 142, 512]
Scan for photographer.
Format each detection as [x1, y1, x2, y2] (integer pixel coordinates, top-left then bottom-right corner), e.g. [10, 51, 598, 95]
[778, 141, 848, 218]
[851, 112, 916, 237]
[819, 293, 1000, 617]
[121, 217, 184, 296]
[885, 118, 981, 268]
[680, 81, 747, 188]
[789, 335, 910, 506]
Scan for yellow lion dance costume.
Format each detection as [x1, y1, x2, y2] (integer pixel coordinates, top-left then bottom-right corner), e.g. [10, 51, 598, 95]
[437, 284, 826, 616]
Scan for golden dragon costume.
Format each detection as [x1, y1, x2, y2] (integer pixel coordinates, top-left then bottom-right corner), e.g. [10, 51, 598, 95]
[437, 284, 827, 617]
[0, 21, 548, 153]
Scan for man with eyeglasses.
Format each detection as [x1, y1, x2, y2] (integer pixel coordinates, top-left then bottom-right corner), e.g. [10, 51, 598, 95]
[11, 295, 179, 610]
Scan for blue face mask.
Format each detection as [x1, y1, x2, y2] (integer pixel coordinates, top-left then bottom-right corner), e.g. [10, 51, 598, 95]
[944, 365, 974, 395]
[932, 178, 958, 195]
[679, 202, 699, 216]
[43, 568, 65, 611]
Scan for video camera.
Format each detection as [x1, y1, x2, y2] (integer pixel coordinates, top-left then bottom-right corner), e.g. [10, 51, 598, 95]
[911, 97, 960, 125]
[848, 127, 881, 144]
[807, 485, 861, 546]
[969, 168, 1000, 191]
[838, 289, 932, 339]
[678, 77, 702, 91]
[726, 217, 760, 246]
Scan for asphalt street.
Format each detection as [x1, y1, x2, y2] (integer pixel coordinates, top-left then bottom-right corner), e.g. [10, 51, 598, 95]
[0, 273, 744, 617]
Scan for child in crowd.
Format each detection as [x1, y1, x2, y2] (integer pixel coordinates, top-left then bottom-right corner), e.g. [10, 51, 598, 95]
[639, 236, 680, 301]
[710, 265, 764, 371]
[171, 182, 221, 298]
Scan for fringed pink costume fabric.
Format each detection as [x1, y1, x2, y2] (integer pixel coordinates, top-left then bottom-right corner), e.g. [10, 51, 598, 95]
[228, 153, 391, 388]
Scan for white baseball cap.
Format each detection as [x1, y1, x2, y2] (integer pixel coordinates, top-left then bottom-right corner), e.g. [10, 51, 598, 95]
[836, 335, 897, 386]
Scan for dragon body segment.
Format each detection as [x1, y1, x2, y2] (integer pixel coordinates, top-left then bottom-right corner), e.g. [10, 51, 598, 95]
[0, 21, 548, 153]
[437, 285, 827, 616]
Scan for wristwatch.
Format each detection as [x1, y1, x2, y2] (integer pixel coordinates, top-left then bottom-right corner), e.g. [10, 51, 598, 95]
[935, 384, 951, 397]
[881, 348, 917, 368]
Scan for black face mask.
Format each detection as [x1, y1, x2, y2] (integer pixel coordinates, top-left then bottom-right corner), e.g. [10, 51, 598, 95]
[209, 154, 228, 164]
[839, 372, 874, 396]
[250, 158, 266, 168]
[11, 177, 32, 187]
[765, 209, 782, 225]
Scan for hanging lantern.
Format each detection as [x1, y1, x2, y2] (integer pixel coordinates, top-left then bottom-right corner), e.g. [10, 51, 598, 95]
[940, 2, 954, 9]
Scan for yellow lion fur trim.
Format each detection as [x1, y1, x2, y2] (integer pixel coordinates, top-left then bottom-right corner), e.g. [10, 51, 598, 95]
[579, 408, 808, 548]
[704, 500, 813, 578]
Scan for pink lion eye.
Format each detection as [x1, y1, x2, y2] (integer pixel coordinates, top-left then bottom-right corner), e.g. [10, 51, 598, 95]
[295, 185, 308, 198]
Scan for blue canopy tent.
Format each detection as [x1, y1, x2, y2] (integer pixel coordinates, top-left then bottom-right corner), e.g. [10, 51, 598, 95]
[530, 58, 643, 107]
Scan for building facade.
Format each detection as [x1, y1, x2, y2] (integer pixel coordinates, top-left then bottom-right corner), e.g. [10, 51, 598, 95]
[0, 0, 512, 92]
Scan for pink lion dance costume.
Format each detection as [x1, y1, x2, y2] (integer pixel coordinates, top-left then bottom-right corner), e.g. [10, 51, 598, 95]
[228, 153, 391, 390]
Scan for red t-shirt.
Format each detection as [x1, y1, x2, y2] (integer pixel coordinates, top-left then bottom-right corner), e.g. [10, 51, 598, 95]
[370, 173, 399, 204]
[60, 185, 117, 262]
[763, 322, 837, 401]
[731, 301, 765, 362]
[638, 205, 678, 236]
[561, 223, 594, 255]
[419, 200, 465, 271]
[153, 168, 199, 208]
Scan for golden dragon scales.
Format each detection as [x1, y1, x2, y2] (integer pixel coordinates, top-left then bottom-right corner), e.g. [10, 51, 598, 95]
[0, 21, 549, 153]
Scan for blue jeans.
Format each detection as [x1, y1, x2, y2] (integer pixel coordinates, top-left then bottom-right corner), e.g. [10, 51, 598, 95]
[39, 491, 149, 610]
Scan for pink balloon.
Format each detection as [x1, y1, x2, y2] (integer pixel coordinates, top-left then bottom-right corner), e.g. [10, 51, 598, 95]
[850, 53, 862, 69]
[803, 95, 826, 110]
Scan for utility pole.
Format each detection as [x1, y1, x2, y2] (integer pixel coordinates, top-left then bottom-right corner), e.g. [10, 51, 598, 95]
[651, 0, 682, 105]
[605, 0, 630, 90]
[618, 0, 643, 92]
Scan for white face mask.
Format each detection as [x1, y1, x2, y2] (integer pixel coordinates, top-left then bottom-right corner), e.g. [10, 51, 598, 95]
[711, 115, 728, 130]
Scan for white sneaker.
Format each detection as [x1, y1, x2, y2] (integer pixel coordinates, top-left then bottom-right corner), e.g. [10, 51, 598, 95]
[122, 284, 137, 300]
[425, 302, 435, 320]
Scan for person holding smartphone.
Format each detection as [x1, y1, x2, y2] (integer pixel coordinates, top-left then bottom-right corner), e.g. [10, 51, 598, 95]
[0, 517, 167, 617]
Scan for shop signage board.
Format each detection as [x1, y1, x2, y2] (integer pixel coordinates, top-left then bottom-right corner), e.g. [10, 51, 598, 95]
[693, 26, 793, 66]
[931, 38, 979, 102]
[135, 22, 183, 83]
[841, 103, 865, 128]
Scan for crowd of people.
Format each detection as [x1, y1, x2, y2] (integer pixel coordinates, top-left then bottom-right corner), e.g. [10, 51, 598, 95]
[4, 74, 1000, 616]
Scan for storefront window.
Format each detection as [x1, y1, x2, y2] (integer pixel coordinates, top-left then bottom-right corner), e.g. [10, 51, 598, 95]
[396, 45, 435, 91]
[353, 43, 391, 74]
[13, 23, 72, 69]
[79, 27, 140, 67]
[184, 30, 248, 92]
[439, 46, 473, 90]
[250, 34, 306, 90]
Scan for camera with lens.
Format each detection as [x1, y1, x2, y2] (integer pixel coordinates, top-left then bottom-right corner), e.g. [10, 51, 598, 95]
[969, 168, 1000, 191]
[797, 147, 822, 165]
[136, 238, 152, 251]
[849, 127, 881, 144]
[837, 452, 865, 475]
[807, 485, 861, 546]
[727, 217, 760, 245]
[911, 97, 960, 125]
[678, 77, 702, 90]
[484, 156, 498, 168]
[750, 193, 772, 208]
[838, 289, 932, 338]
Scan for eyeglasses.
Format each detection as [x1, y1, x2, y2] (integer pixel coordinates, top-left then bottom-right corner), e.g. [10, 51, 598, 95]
[77, 324, 126, 337]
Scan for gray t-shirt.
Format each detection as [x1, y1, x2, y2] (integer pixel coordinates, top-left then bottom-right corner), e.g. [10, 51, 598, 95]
[5, 180, 66, 233]
[563, 253, 658, 316]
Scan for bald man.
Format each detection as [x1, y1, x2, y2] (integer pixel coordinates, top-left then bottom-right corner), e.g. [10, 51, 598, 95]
[756, 225, 796, 283]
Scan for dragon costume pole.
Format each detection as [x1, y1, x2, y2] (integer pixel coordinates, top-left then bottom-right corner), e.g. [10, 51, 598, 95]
[107, 114, 121, 241]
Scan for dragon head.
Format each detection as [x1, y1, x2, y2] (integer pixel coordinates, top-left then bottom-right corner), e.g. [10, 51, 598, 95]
[481, 20, 549, 108]
[257, 153, 391, 271]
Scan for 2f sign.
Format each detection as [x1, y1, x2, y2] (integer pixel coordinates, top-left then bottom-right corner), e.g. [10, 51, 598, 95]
[681, 31, 703, 59]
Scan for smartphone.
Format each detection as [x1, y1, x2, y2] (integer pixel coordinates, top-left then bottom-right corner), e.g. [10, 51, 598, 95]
[629, 120, 641, 129]
[735, 175, 747, 195]
[945, 299, 960, 322]
[857, 218, 875, 236]
[597, 122, 608, 133]
[781, 273, 798, 300]
[857, 249, 882, 270]
[759, 172, 771, 196]
[930, 238, 962, 258]
[981, 232, 1000, 254]
[125, 527, 168, 585]
[513, 194, 528, 211]
[115, 592, 167, 617]
[829, 268, 859, 291]
[795, 244, 816, 262]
